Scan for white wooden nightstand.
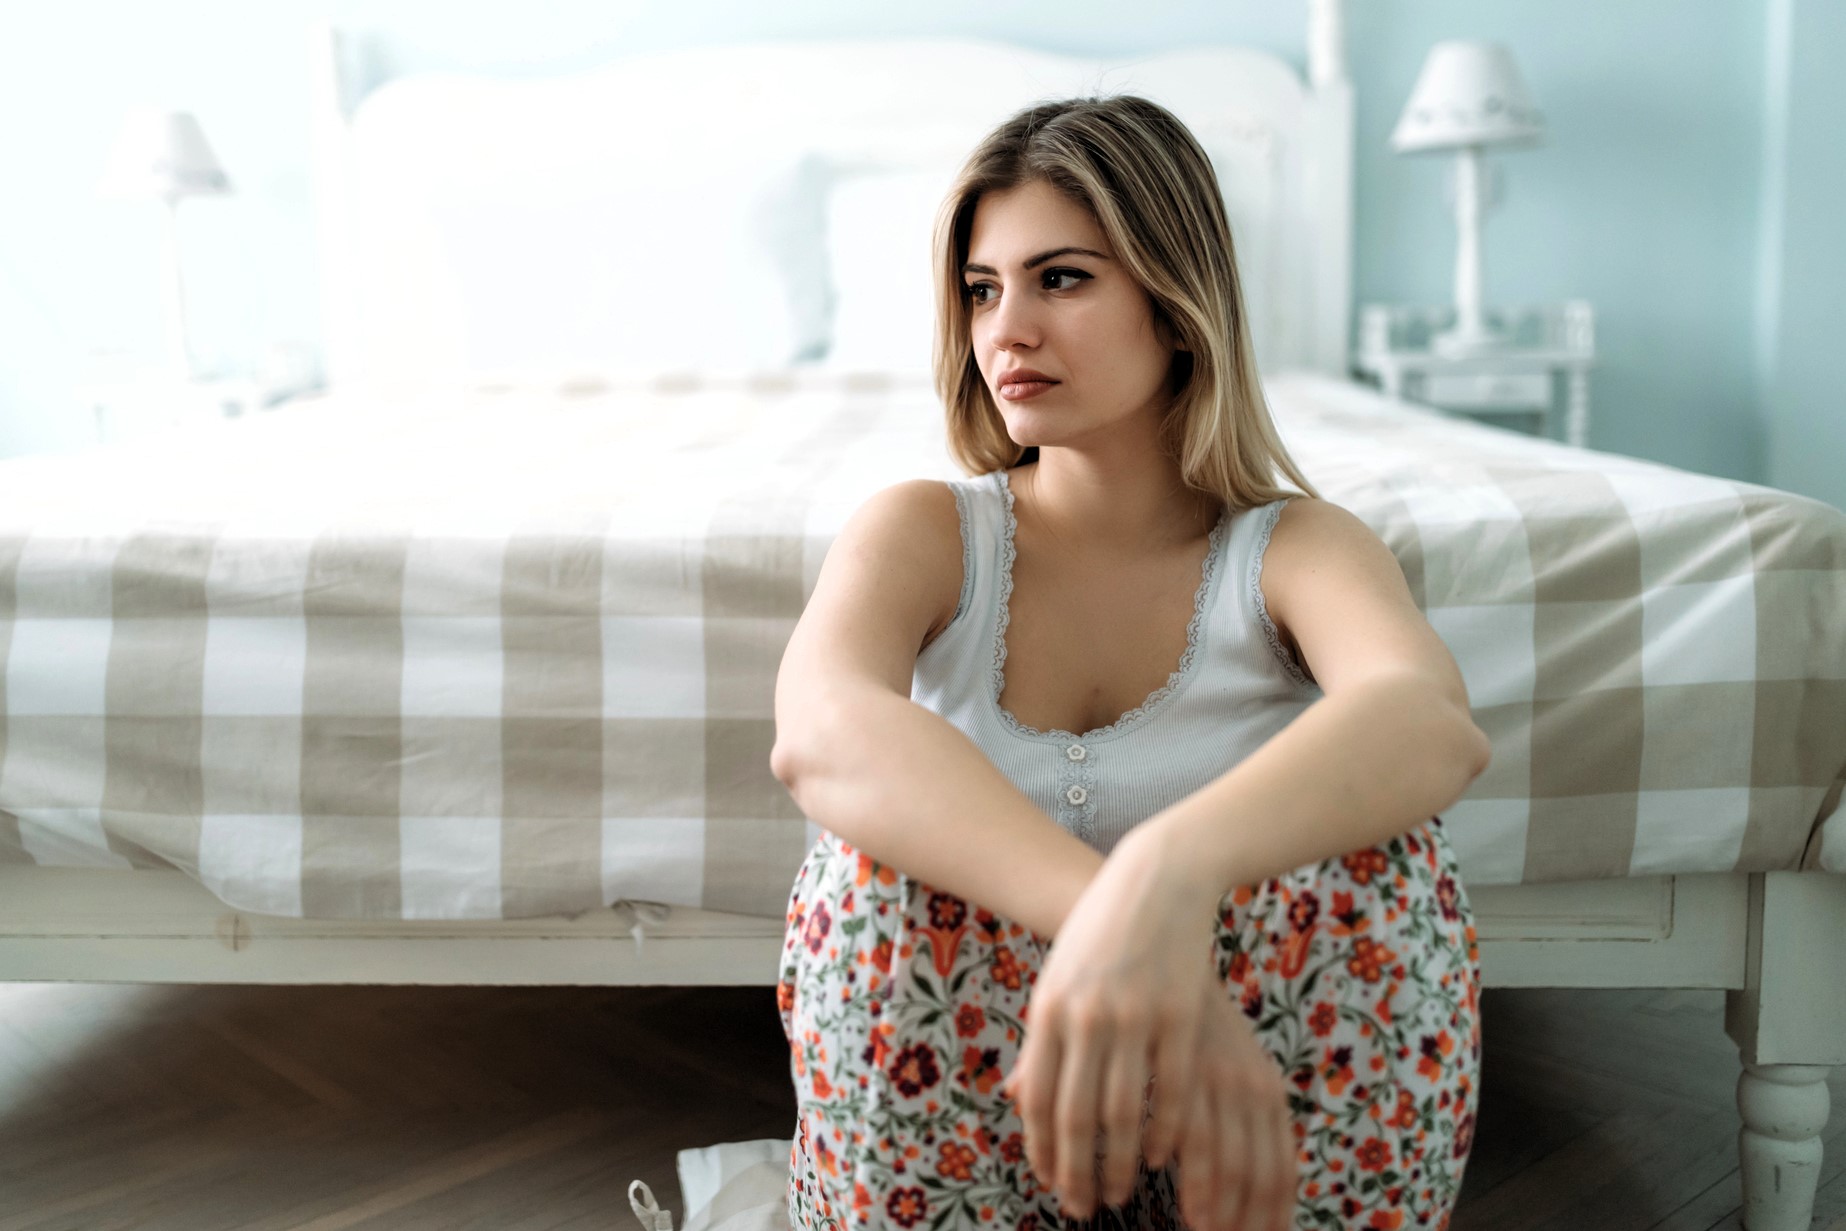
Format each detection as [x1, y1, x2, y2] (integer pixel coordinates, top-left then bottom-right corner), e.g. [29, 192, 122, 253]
[1353, 300, 1596, 447]
[77, 372, 268, 446]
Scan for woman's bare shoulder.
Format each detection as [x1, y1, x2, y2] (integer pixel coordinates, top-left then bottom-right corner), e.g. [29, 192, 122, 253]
[848, 480, 967, 649]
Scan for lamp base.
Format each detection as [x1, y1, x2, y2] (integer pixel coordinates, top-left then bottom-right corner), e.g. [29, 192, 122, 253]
[1431, 324, 1516, 360]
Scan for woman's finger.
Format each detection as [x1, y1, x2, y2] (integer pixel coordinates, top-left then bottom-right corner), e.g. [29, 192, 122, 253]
[1012, 1025, 1062, 1194]
[1270, 1089, 1299, 1231]
[1142, 993, 1200, 1171]
[1213, 1074, 1253, 1231]
[1240, 1081, 1289, 1231]
[1096, 1028, 1151, 1209]
[1052, 1018, 1106, 1219]
[1178, 1083, 1218, 1231]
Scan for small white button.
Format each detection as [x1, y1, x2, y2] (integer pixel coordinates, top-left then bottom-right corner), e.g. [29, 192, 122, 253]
[1065, 785, 1089, 806]
[1066, 744, 1087, 761]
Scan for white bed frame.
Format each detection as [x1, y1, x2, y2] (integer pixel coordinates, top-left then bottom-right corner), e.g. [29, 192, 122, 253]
[4, 5, 1839, 1227]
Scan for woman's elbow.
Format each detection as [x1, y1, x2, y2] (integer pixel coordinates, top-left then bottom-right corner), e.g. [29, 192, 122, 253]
[770, 736, 808, 789]
[1458, 716, 1493, 780]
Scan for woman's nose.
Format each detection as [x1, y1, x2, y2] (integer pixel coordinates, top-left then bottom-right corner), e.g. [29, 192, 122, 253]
[985, 291, 1041, 353]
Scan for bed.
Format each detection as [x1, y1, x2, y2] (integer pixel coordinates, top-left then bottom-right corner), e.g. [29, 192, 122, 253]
[3, 3, 1844, 1227]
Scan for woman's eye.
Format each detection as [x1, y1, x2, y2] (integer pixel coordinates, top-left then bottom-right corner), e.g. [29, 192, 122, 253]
[963, 268, 1089, 305]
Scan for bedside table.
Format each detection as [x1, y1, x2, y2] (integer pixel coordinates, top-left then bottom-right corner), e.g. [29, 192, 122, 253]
[77, 373, 267, 446]
[1354, 300, 1596, 447]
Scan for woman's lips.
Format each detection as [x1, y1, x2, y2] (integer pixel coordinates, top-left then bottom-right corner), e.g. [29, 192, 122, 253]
[999, 380, 1058, 401]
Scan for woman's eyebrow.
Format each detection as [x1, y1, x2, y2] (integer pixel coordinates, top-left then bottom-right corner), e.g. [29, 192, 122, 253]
[961, 246, 1112, 276]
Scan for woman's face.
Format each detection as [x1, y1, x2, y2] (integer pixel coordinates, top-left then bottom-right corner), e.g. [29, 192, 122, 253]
[962, 178, 1179, 453]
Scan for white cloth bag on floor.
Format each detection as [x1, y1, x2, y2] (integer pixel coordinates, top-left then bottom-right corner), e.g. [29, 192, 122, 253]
[629, 1138, 794, 1231]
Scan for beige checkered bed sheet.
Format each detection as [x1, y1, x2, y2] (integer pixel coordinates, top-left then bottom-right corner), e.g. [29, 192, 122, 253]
[1, 369, 1841, 919]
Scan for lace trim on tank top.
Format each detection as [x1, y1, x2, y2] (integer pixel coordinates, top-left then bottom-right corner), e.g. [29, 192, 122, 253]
[989, 468, 1229, 741]
[947, 481, 975, 628]
[1251, 498, 1317, 690]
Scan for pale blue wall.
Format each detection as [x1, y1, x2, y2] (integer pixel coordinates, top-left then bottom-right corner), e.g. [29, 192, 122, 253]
[1352, 2, 1770, 489]
[1, 1, 1823, 509]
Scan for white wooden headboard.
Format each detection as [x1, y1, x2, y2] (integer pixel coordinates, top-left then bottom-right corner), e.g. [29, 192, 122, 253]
[308, 1, 1352, 388]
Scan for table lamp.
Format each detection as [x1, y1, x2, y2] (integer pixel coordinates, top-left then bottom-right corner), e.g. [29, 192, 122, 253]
[98, 108, 232, 381]
[1390, 41, 1545, 358]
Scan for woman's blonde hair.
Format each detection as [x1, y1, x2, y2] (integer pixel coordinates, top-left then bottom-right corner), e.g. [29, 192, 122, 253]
[931, 94, 1321, 511]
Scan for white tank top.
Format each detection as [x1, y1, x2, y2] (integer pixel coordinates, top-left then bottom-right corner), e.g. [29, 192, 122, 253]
[911, 468, 1325, 854]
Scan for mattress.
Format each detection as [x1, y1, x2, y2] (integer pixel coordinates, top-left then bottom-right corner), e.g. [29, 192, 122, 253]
[1, 369, 1841, 919]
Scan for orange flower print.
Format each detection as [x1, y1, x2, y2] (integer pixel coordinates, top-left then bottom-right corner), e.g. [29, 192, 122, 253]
[862, 1021, 894, 1072]
[1287, 891, 1321, 932]
[887, 1043, 941, 1097]
[802, 903, 832, 955]
[1356, 1136, 1393, 1172]
[973, 906, 1005, 944]
[1278, 923, 1318, 978]
[1452, 1110, 1477, 1158]
[854, 850, 897, 889]
[813, 1132, 839, 1178]
[1323, 1045, 1355, 1096]
[1342, 849, 1391, 886]
[1330, 889, 1366, 934]
[1348, 935, 1395, 983]
[784, 799, 1480, 1231]
[918, 893, 971, 979]
[959, 1045, 1004, 1095]
[928, 893, 966, 930]
[1436, 874, 1462, 922]
[937, 1141, 978, 1182]
[990, 945, 1023, 991]
[1419, 1030, 1454, 1081]
[885, 1185, 928, 1227]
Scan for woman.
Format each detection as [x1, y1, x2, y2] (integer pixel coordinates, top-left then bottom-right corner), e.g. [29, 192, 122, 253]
[769, 94, 1489, 1231]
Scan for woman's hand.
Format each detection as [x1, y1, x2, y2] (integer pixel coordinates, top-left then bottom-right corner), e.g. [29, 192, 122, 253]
[999, 827, 1296, 1230]
[1167, 964, 1298, 1231]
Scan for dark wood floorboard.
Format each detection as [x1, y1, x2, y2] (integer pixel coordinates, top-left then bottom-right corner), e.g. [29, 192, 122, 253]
[1, 983, 1841, 1229]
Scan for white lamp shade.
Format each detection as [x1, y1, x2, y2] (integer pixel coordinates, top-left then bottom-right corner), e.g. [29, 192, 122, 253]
[1390, 41, 1545, 153]
[98, 108, 232, 200]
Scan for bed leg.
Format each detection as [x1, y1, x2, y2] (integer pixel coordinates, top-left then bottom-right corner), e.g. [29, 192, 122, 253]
[1722, 871, 1846, 1231]
[1735, 1062, 1830, 1231]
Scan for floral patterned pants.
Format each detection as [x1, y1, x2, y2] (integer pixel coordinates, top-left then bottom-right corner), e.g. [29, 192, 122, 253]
[776, 817, 1481, 1231]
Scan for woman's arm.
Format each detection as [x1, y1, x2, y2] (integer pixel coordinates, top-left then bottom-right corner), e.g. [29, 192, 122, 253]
[771, 479, 1102, 940]
[775, 687, 1104, 940]
[1133, 671, 1489, 897]
[1139, 498, 1492, 897]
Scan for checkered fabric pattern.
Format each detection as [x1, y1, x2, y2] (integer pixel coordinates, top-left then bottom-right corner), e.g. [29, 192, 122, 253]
[1, 369, 1841, 919]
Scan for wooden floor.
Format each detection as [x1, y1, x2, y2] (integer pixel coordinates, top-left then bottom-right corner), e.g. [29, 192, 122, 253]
[0, 983, 1843, 1230]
